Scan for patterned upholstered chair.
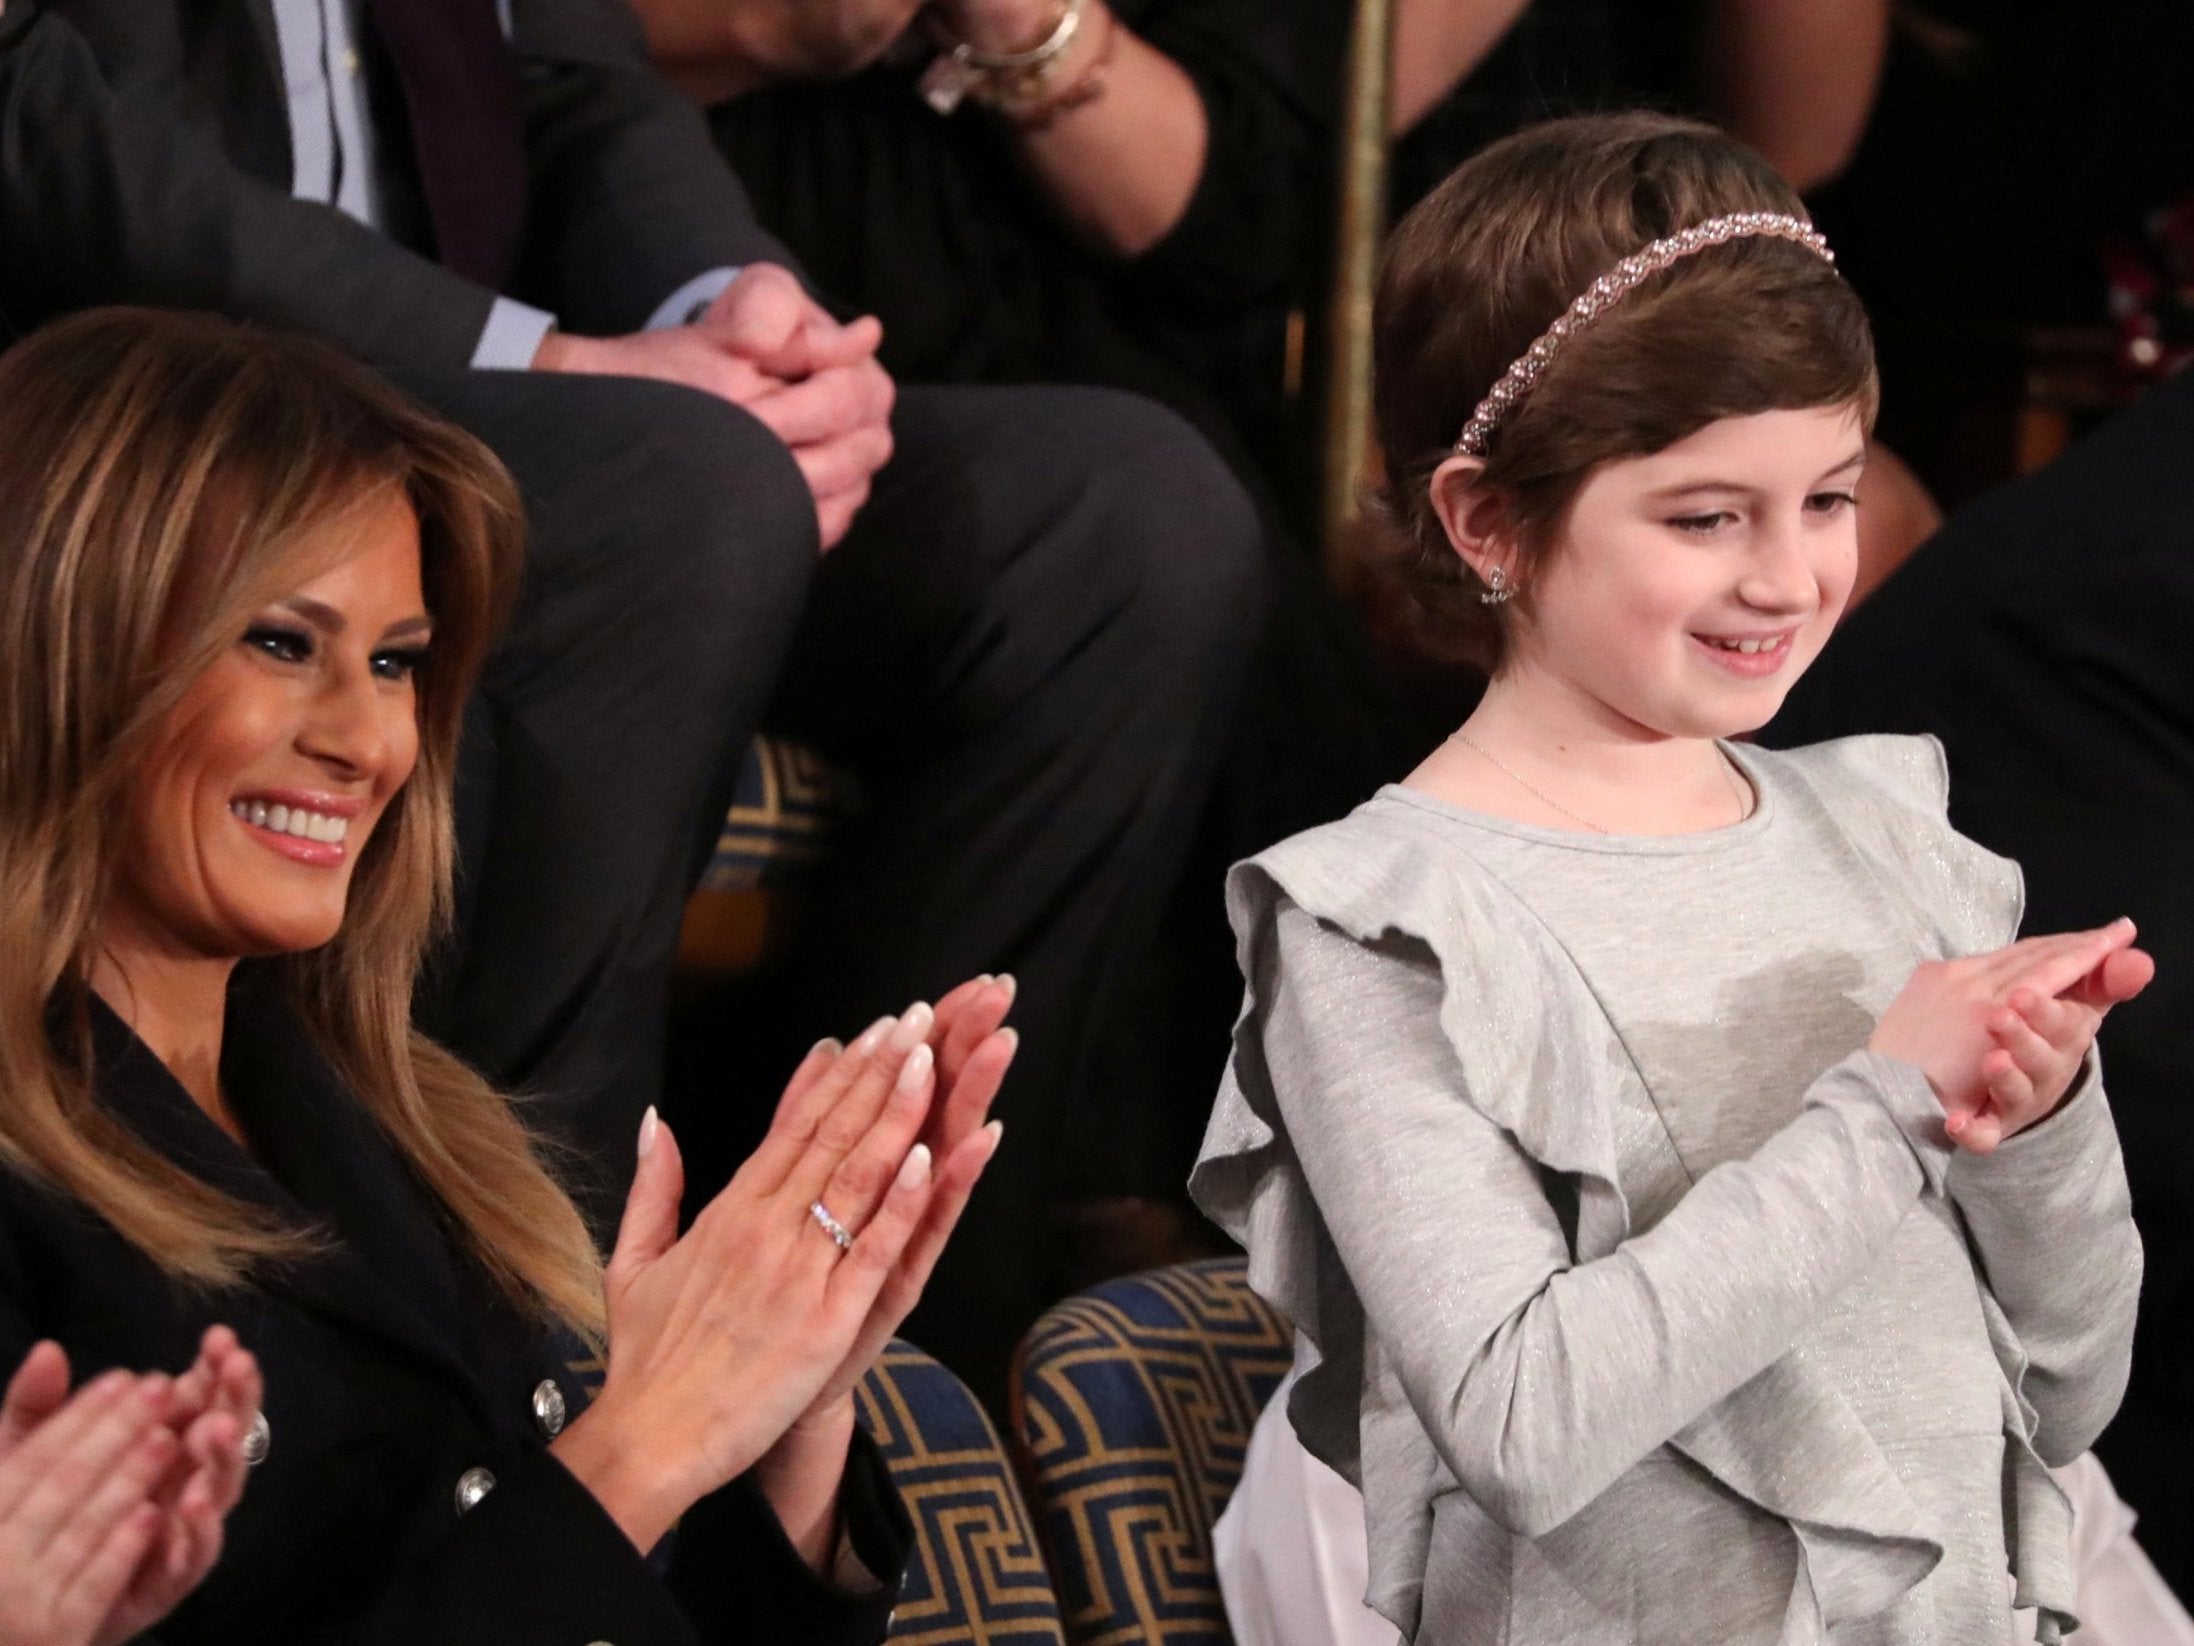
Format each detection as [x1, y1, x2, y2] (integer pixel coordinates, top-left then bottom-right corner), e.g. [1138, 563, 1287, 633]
[856, 1341, 1067, 1646]
[677, 734, 865, 976]
[1008, 1258, 1293, 1646]
[572, 1339, 1064, 1644]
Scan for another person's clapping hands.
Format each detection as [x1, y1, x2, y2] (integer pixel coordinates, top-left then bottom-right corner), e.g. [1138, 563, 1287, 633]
[549, 978, 1011, 1559]
[0, 1329, 260, 1646]
[1870, 919, 2155, 1156]
[533, 263, 894, 549]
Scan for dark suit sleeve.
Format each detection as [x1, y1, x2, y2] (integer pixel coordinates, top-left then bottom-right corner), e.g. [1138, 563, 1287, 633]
[0, 3, 502, 368]
[507, 0, 807, 334]
[272, 1430, 907, 1646]
[666, 1430, 910, 1645]
[0, 1255, 697, 1645]
[288, 1450, 704, 1645]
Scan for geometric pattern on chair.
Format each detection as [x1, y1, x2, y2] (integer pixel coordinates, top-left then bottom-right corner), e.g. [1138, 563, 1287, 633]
[856, 1340, 1068, 1646]
[1008, 1258, 1292, 1646]
[702, 733, 865, 892]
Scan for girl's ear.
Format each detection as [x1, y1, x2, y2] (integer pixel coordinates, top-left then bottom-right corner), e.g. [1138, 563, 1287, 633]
[1429, 454, 1519, 591]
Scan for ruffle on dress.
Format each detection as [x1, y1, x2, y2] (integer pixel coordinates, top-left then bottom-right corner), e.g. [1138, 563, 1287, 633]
[1190, 735, 2077, 1645]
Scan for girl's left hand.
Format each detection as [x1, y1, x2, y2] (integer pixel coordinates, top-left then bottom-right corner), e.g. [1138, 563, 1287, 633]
[1949, 940, 2156, 1154]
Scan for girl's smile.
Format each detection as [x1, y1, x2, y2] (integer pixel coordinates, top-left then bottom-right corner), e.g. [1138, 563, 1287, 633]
[1503, 403, 1867, 745]
[1690, 626, 1800, 676]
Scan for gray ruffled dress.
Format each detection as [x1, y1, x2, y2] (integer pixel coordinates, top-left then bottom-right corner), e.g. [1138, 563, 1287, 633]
[1190, 735, 2140, 1644]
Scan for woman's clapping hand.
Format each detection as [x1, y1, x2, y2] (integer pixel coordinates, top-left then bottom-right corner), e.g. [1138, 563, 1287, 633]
[550, 982, 1013, 1555]
[1870, 919, 2155, 1154]
[0, 1329, 260, 1646]
[787, 973, 1014, 1423]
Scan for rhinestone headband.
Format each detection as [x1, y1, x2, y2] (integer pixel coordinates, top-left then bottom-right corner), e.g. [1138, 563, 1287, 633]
[1451, 212, 1835, 458]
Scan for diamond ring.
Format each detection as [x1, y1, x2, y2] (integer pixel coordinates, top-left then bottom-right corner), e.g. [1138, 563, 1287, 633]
[809, 1200, 855, 1252]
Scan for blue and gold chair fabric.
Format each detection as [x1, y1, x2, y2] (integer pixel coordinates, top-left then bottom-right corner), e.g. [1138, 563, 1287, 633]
[703, 733, 864, 893]
[856, 1340, 1068, 1646]
[572, 1340, 1062, 1645]
[1009, 1258, 1292, 1646]
[679, 734, 865, 977]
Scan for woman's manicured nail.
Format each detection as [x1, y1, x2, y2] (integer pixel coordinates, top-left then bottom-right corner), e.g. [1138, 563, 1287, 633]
[888, 1002, 934, 1052]
[895, 1042, 934, 1094]
[638, 1105, 659, 1160]
[853, 1015, 896, 1056]
[898, 1143, 933, 1190]
[993, 973, 1018, 1005]
[810, 1037, 843, 1061]
[983, 1119, 1005, 1150]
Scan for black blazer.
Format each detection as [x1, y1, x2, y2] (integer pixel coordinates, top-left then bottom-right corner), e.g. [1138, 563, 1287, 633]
[0, 973, 909, 1645]
[0, 0, 798, 367]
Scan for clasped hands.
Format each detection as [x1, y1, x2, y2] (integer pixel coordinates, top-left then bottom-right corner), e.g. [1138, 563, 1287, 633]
[548, 972, 1015, 1555]
[0, 1328, 260, 1646]
[534, 263, 894, 550]
[1869, 919, 2155, 1155]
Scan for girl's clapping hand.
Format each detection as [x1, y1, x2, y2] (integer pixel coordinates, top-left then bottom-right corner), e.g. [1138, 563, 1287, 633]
[1950, 933, 2155, 1154]
[1872, 918, 2148, 1147]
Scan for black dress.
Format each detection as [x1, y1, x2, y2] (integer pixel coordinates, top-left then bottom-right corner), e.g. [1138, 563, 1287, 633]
[0, 971, 910, 1645]
[706, 0, 1343, 500]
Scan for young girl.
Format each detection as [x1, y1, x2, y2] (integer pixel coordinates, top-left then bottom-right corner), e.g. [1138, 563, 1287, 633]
[1191, 113, 2152, 1645]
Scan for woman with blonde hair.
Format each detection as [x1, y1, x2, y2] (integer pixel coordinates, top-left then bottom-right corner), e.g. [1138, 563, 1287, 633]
[0, 305, 1012, 1645]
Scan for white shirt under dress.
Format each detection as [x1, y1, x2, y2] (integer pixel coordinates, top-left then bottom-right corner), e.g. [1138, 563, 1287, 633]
[1190, 735, 2142, 1646]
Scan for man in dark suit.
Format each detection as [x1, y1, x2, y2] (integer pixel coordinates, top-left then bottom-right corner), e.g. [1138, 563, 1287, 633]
[0, 0, 1262, 1392]
[1764, 368, 2194, 1598]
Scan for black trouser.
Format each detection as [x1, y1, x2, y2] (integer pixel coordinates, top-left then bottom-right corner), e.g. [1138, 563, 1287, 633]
[399, 368, 1262, 1389]
[399, 366, 817, 1194]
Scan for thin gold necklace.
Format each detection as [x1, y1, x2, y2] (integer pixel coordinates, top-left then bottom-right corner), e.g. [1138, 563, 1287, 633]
[1447, 733, 1752, 835]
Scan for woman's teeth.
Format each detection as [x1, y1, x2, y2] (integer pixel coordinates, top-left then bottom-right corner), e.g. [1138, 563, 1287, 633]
[230, 800, 349, 844]
[1705, 635, 1783, 655]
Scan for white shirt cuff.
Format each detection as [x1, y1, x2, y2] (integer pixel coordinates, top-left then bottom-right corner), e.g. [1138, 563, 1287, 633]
[471, 297, 559, 371]
[646, 267, 742, 332]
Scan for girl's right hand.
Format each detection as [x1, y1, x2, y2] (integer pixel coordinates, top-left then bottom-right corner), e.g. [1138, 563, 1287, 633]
[1869, 920, 2140, 1125]
[550, 1008, 945, 1552]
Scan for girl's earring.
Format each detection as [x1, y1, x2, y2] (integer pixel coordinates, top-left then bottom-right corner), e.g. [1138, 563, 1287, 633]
[1479, 565, 1516, 606]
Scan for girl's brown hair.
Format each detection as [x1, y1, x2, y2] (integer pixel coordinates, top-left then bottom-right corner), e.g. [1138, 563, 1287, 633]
[1373, 112, 1880, 671]
[0, 308, 604, 1340]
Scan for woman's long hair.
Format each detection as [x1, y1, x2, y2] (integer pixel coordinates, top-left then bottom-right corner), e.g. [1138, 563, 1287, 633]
[0, 308, 605, 1340]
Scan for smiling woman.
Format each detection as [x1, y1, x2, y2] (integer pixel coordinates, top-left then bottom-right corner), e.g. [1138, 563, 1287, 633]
[0, 308, 1012, 1646]
[94, 490, 435, 1137]
[0, 308, 532, 1299]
